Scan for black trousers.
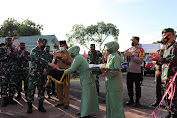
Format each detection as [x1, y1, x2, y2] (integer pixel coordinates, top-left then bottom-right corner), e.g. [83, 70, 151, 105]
[127, 72, 141, 99]
[155, 71, 162, 103]
[52, 80, 56, 94]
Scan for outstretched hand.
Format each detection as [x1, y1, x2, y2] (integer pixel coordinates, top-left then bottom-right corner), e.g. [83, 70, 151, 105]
[149, 53, 160, 61]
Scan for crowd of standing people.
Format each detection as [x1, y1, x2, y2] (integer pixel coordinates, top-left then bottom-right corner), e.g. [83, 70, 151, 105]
[0, 27, 177, 118]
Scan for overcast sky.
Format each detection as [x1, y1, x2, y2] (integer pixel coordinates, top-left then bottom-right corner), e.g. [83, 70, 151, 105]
[0, 0, 177, 53]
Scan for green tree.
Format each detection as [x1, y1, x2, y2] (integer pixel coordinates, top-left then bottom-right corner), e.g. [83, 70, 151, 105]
[152, 35, 177, 44]
[0, 18, 19, 37]
[66, 21, 119, 51]
[15, 19, 43, 36]
[152, 40, 161, 44]
[0, 18, 43, 37]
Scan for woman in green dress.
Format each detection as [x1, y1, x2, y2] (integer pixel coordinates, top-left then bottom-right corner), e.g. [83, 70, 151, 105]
[49, 45, 99, 118]
[104, 41, 125, 118]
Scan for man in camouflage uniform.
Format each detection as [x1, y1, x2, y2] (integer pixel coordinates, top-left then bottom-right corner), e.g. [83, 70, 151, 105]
[27, 38, 48, 113]
[0, 43, 6, 95]
[45, 45, 53, 98]
[0, 37, 18, 107]
[15, 42, 30, 99]
[87, 44, 103, 95]
[151, 28, 177, 118]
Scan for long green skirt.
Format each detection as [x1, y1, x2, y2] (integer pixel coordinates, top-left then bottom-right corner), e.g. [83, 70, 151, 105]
[106, 90, 125, 118]
[81, 83, 99, 116]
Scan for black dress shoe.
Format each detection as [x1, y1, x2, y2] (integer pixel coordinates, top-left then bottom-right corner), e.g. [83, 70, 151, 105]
[64, 105, 69, 109]
[15, 94, 21, 100]
[8, 97, 18, 105]
[76, 112, 81, 115]
[151, 102, 159, 107]
[55, 104, 64, 107]
[126, 100, 134, 105]
[48, 96, 51, 99]
[133, 102, 141, 107]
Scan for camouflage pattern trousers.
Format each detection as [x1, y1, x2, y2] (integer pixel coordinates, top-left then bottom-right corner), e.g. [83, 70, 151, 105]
[28, 72, 46, 102]
[1, 69, 16, 98]
[16, 71, 28, 95]
[163, 80, 177, 115]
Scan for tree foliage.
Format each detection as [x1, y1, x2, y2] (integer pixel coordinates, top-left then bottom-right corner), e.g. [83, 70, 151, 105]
[152, 35, 177, 44]
[0, 18, 19, 37]
[0, 18, 43, 37]
[152, 40, 161, 44]
[66, 21, 119, 51]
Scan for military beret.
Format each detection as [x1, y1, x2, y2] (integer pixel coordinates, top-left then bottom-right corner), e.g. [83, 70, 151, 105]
[5, 37, 13, 41]
[38, 38, 47, 44]
[0, 43, 5, 47]
[20, 42, 25, 46]
[46, 45, 50, 49]
[131, 36, 139, 41]
[162, 28, 175, 34]
[59, 40, 67, 45]
[90, 44, 95, 48]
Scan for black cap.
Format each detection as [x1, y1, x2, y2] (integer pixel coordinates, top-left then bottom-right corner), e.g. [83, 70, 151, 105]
[90, 44, 95, 48]
[59, 40, 67, 45]
[38, 38, 47, 44]
[0, 43, 5, 47]
[5, 37, 13, 41]
[131, 36, 139, 41]
[20, 42, 25, 46]
[46, 45, 50, 49]
[53, 44, 58, 48]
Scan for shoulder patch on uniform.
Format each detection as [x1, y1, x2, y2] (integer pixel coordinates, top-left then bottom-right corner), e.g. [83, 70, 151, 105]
[139, 48, 145, 59]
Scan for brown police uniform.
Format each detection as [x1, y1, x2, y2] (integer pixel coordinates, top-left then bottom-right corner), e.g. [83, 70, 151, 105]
[152, 49, 164, 106]
[54, 50, 72, 106]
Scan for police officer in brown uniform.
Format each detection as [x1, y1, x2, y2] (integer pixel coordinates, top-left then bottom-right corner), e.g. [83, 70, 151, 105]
[54, 40, 72, 109]
[124, 36, 145, 107]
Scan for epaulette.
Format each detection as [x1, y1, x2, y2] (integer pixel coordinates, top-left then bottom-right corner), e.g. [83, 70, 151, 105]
[139, 48, 145, 59]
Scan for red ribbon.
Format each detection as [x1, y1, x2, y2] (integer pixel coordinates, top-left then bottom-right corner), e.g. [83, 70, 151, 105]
[149, 72, 177, 118]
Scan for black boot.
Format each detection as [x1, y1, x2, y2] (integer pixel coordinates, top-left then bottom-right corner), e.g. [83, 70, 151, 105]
[133, 98, 140, 107]
[172, 113, 177, 118]
[126, 97, 134, 105]
[15, 92, 21, 100]
[8, 96, 18, 104]
[47, 92, 51, 99]
[25, 93, 28, 100]
[38, 100, 46, 112]
[1, 97, 8, 107]
[151, 102, 159, 107]
[27, 102, 33, 113]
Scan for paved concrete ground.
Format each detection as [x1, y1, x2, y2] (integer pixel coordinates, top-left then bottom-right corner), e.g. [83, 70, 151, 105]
[0, 73, 168, 118]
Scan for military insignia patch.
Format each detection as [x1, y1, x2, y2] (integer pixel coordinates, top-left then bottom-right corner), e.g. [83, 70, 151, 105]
[139, 48, 145, 59]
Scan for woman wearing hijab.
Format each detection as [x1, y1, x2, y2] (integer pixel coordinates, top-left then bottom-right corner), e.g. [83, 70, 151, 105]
[48, 45, 99, 118]
[104, 41, 125, 118]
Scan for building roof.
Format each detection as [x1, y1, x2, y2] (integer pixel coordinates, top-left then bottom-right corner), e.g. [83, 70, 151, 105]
[0, 35, 59, 51]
